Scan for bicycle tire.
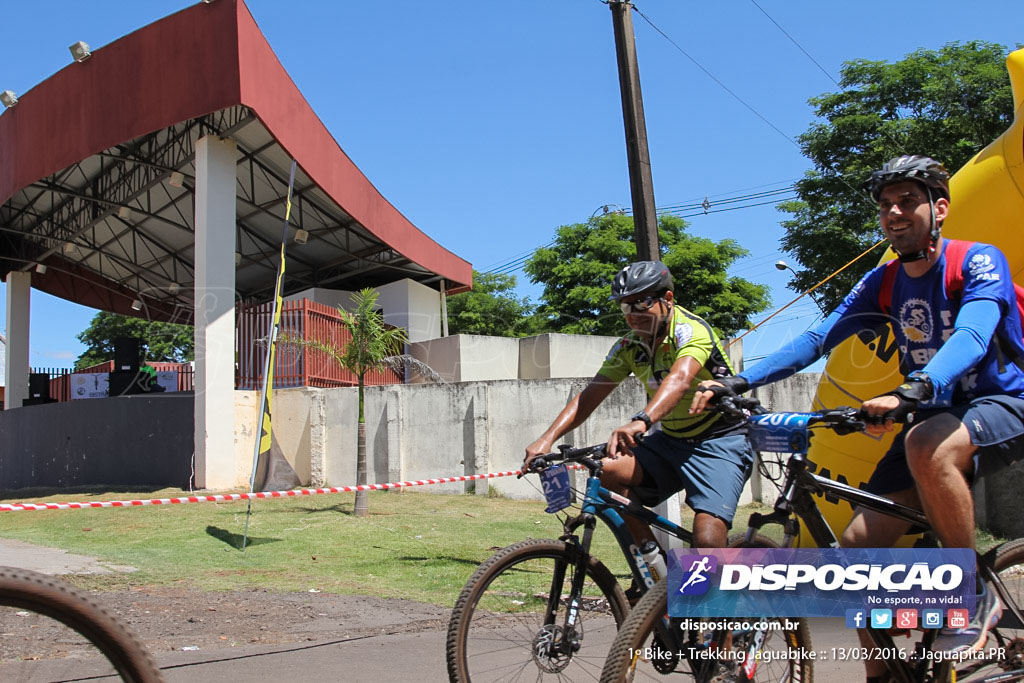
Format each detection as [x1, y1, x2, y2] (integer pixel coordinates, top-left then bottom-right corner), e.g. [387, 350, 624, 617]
[0, 566, 163, 682]
[600, 578, 813, 682]
[446, 538, 630, 682]
[934, 538, 1024, 683]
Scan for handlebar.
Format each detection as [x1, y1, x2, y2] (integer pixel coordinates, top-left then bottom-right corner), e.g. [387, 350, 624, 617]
[521, 442, 611, 478]
[716, 394, 893, 436]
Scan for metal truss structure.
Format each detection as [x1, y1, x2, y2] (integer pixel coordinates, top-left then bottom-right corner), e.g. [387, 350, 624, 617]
[0, 105, 439, 324]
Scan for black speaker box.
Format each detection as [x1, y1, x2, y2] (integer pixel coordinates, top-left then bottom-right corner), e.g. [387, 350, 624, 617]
[108, 370, 147, 397]
[28, 373, 51, 400]
[114, 337, 141, 373]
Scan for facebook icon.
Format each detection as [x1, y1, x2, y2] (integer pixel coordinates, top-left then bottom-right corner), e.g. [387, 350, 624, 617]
[845, 609, 866, 628]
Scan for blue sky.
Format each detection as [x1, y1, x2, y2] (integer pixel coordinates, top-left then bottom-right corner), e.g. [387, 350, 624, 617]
[2, 1, 1023, 370]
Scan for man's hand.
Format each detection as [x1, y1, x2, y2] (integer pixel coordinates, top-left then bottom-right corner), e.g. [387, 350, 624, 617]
[689, 376, 750, 415]
[607, 420, 647, 458]
[859, 395, 901, 435]
[524, 438, 554, 471]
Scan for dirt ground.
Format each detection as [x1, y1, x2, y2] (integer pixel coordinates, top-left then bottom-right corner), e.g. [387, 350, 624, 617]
[1, 583, 452, 661]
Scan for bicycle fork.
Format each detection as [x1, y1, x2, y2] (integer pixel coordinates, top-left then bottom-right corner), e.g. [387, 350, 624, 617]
[538, 515, 597, 660]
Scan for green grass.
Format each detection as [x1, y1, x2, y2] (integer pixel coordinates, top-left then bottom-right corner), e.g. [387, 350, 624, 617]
[0, 488, 1006, 608]
[0, 488, 644, 604]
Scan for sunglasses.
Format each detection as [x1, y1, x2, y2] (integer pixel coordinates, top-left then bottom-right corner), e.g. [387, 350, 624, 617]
[620, 296, 662, 315]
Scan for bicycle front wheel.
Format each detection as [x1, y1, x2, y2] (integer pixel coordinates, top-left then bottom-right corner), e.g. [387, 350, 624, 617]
[0, 567, 163, 682]
[600, 579, 813, 682]
[446, 538, 630, 682]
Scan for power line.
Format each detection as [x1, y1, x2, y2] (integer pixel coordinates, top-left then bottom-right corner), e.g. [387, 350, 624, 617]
[631, 5, 799, 150]
[748, 0, 840, 88]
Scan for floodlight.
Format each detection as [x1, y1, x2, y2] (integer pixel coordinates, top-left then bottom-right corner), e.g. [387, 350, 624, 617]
[167, 171, 184, 188]
[117, 206, 131, 220]
[294, 228, 309, 245]
[0, 90, 17, 108]
[35, 264, 47, 274]
[235, 252, 243, 266]
[69, 41, 92, 63]
[63, 242, 81, 257]
[168, 282, 181, 294]
[131, 299, 143, 311]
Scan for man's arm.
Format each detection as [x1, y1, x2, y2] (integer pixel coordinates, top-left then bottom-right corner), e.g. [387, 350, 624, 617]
[607, 355, 703, 457]
[524, 373, 619, 467]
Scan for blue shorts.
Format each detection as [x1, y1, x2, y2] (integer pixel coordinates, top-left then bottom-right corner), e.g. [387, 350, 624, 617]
[630, 429, 755, 527]
[865, 395, 1024, 495]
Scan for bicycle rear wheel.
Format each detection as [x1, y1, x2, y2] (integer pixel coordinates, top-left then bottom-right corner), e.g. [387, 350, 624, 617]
[600, 579, 813, 682]
[0, 567, 163, 682]
[943, 538, 1024, 682]
[446, 538, 630, 682]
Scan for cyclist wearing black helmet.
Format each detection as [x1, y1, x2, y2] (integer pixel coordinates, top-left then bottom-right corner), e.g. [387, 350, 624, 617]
[692, 155, 1024, 665]
[525, 260, 755, 573]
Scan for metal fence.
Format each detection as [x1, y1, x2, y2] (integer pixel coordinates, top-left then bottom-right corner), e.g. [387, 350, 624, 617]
[31, 364, 195, 403]
[236, 299, 403, 389]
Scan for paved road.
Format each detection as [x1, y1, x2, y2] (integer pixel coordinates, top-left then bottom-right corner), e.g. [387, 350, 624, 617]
[1, 540, 870, 681]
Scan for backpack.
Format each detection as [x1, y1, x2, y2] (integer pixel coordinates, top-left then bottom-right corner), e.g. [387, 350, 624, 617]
[877, 239, 1024, 365]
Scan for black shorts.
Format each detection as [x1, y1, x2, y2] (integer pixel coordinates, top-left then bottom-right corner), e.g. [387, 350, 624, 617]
[864, 395, 1024, 495]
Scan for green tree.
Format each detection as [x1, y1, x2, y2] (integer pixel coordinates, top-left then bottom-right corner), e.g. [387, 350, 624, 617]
[296, 289, 407, 517]
[780, 41, 1016, 312]
[524, 212, 769, 337]
[75, 311, 193, 370]
[446, 270, 539, 337]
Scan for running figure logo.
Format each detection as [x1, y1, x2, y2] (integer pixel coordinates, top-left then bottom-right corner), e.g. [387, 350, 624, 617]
[677, 555, 718, 596]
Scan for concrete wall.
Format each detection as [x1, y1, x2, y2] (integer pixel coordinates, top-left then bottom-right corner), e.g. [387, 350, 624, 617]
[407, 335, 520, 383]
[519, 333, 619, 380]
[0, 394, 194, 490]
[285, 278, 442, 343]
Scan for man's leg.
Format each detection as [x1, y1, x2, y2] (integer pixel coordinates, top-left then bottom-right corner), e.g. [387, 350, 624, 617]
[904, 413, 1002, 654]
[840, 488, 920, 681]
[693, 512, 728, 548]
[903, 413, 977, 548]
[600, 454, 658, 547]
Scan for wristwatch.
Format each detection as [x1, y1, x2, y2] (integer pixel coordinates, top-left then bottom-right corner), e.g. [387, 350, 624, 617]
[630, 410, 653, 430]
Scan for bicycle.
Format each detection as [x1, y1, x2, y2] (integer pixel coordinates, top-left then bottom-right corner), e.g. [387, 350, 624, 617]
[445, 440, 811, 682]
[0, 566, 164, 682]
[601, 397, 1024, 683]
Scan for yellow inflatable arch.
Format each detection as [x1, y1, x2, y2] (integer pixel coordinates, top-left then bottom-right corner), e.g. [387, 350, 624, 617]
[801, 47, 1024, 547]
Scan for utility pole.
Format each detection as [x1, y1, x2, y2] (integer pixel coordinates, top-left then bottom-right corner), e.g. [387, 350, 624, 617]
[608, 0, 659, 261]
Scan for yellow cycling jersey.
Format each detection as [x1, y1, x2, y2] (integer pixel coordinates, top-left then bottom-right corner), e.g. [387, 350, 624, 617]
[598, 305, 738, 439]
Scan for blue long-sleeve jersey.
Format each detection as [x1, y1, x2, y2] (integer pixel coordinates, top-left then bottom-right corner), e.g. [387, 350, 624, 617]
[741, 240, 1024, 407]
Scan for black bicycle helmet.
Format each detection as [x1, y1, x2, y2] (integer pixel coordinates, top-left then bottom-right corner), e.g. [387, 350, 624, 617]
[610, 261, 673, 300]
[868, 155, 950, 201]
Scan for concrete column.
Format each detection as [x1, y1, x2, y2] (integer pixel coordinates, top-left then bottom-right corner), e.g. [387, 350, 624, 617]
[193, 136, 237, 489]
[4, 271, 30, 410]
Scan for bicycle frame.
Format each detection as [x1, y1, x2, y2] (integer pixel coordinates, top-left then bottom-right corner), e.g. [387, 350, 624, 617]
[743, 421, 1024, 683]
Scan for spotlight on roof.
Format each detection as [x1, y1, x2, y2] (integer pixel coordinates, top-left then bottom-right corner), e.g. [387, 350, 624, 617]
[69, 41, 92, 63]
[294, 228, 309, 245]
[131, 298, 143, 312]
[35, 263, 47, 274]
[63, 242, 81, 257]
[167, 171, 184, 188]
[235, 252, 243, 266]
[117, 206, 132, 220]
[168, 282, 181, 294]
[0, 90, 18, 108]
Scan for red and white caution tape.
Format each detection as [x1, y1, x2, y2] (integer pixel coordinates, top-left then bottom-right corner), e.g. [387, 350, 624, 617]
[0, 465, 582, 512]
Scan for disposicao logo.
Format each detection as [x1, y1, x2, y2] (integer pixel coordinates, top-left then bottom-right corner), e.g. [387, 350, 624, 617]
[676, 555, 718, 596]
[668, 547, 974, 619]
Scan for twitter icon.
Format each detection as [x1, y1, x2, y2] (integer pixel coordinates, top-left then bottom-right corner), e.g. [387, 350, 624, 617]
[870, 609, 892, 629]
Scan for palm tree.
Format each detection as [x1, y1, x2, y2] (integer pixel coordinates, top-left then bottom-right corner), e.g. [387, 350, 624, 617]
[298, 288, 407, 516]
